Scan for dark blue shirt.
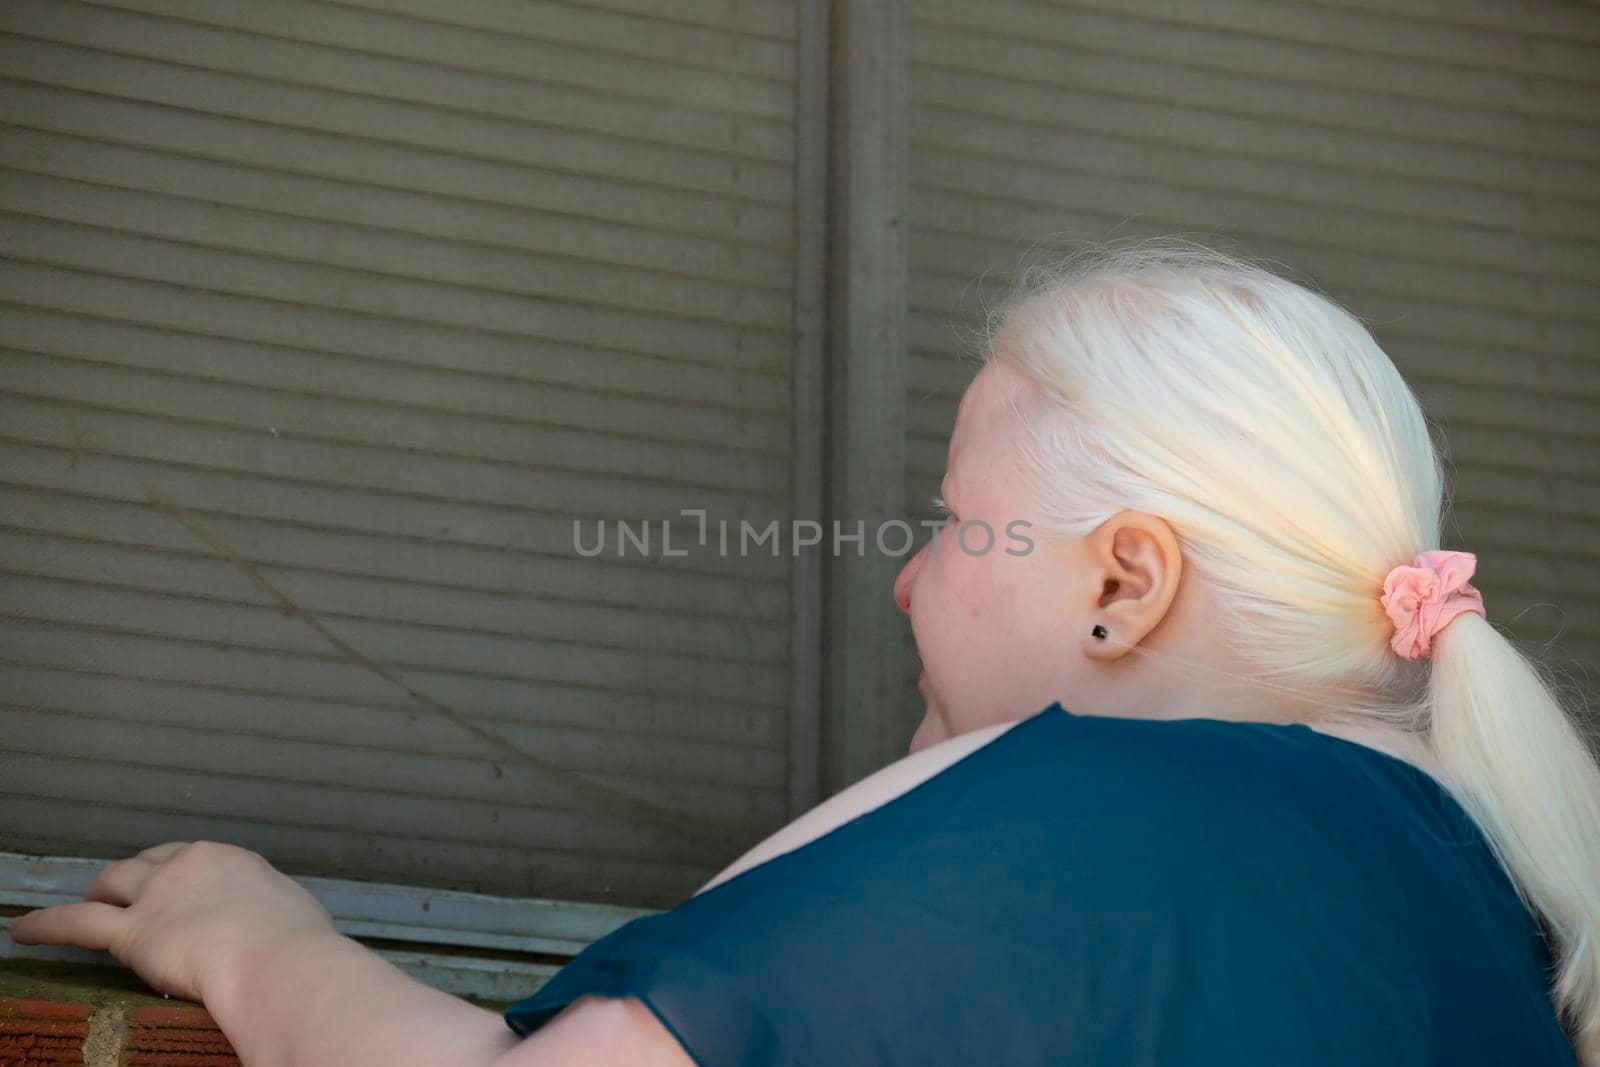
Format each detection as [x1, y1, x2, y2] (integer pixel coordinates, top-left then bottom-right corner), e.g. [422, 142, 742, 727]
[505, 705, 1576, 1065]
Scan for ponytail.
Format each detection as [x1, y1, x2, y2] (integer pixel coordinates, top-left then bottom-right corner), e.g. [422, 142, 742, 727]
[1429, 615, 1600, 1063]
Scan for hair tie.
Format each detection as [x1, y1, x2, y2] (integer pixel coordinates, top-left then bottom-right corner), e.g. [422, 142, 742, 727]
[1380, 550, 1486, 661]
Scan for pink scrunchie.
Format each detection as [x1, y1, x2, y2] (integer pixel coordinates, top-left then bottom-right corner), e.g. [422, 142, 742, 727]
[1380, 550, 1486, 661]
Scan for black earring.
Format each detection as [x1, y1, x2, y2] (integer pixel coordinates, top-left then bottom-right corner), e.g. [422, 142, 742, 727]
[1091, 625, 1108, 640]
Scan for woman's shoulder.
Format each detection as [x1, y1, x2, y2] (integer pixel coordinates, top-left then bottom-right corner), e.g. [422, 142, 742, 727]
[695, 714, 1030, 894]
[699, 703, 1471, 898]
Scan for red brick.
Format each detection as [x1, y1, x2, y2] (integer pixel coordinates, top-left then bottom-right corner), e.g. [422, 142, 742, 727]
[0, 1001, 89, 1022]
[128, 1007, 219, 1030]
[0, 999, 87, 1067]
[0, 1023, 88, 1039]
[0, 1034, 78, 1047]
[0, 1049, 81, 1062]
[127, 1033, 233, 1053]
[0, 1048, 83, 1062]
[0, 1047, 83, 1064]
[125, 1007, 240, 1067]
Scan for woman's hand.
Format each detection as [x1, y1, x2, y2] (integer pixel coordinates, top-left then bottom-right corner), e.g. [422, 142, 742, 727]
[8, 840, 338, 1004]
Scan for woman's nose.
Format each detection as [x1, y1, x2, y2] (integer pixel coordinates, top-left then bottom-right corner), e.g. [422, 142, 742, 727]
[893, 542, 927, 616]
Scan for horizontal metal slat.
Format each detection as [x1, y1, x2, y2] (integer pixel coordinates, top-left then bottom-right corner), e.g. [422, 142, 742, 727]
[0, 791, 715, 907]
[912, 23, 1600, 164]
[0, 81, 792, 245]
[908, 121, 1600, 274]
[1348, 292, 1600, 368]
[0, 303, 787, 454]
[13, 1, 793, 158]
[1411, 382, 1600, 442]
[2, 443, 786, 590]
[953, 0, 1600, 84]
[0, 393, 787, 527]
[1448, 502, 1600, 562]
[0, 348, 790, 496]
[0, 619, 781, 744]
[0, 473, 789, 617]
[0, 918, 561, 1003]
[1457, 548, 1600, 604]
[0, 751, 743, 869]
[0, 217, 791, 372]
[1470, 584, 1600, 643]
[1, 664, 779, 781]
[915, 1, 1600, 123]
[0, 171, 792, 331]
[0, 849, 650, 956]
[0, 574, 790, 706]
[0, 263, 790, 414]
[1450, 466, 1600, 519]
[911, 68, 1600, 204]
[2, 706, 784, 835]
[0, 0, 799, 74]
[82, 0, 793, 115]
[0, 126, 791, 291]
[326, 0, 798, 45]
[1283, 0, 1600, 46]
[0, 527, 790, 665]
[0, 36, 794, 205]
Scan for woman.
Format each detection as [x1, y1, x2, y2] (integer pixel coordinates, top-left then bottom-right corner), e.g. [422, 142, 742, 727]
[13, 241, 1599, 1065]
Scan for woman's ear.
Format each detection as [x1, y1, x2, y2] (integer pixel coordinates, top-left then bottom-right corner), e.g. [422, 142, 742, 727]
[1081, 511, 1184, 662]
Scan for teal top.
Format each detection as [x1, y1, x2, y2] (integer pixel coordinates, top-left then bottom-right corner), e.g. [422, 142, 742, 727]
[505, 705, 1576, 1065]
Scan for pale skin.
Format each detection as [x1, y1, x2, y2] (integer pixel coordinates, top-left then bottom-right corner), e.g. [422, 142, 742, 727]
[10, 361, 1439, 1066]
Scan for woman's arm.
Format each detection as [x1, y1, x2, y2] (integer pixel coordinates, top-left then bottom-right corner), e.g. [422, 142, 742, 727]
[11, 721, 1027, 1066]
[207, 929, 693, 1067]
[205, 928, 520, 1067]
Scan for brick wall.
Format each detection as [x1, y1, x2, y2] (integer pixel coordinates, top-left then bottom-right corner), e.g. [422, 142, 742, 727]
[1, 997, 240, 1067]
[0, 958, 243, 1067]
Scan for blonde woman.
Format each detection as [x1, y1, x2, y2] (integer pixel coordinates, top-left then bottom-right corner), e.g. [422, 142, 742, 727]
[15, 241, 1598, 1065]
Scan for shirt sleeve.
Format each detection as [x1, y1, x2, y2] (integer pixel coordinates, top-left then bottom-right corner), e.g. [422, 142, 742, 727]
[501, 709, 1069, 1066]
[502, 914, 776, 1065]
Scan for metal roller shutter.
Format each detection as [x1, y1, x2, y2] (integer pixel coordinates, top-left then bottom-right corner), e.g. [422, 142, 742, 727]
[0, 0, 802, 908]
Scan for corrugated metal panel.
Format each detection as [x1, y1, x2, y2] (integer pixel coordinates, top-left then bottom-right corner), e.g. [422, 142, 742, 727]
[0, 0, 798, 908]
[904, 0, 1600, 735]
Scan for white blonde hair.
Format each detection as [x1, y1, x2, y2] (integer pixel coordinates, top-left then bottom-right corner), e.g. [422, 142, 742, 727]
[984, 237, 1600, 1062]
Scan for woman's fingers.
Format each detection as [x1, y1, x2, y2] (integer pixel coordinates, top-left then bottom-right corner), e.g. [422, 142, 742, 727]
[8, 846, 185, 954]
[83, 843, 194, 907]
[84, 857, 157, 907]
[135, 842, 190, 864]
[8, 901, 128, 952]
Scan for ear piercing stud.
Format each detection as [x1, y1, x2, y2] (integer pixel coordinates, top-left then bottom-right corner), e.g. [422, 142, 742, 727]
[1091, 625, 1108, 640]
